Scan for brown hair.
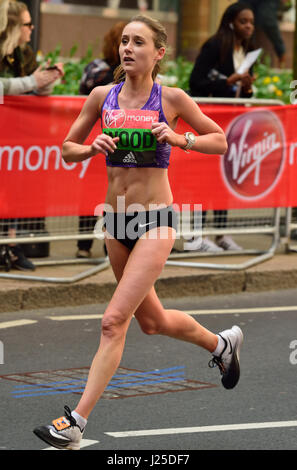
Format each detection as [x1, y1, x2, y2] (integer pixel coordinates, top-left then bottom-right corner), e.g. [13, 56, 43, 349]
[113, 14, 168, 84]
[102, 21, 127, 66]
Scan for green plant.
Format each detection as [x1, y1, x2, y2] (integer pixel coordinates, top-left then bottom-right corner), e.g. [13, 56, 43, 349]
[41, 43, 294, 104]
[42, 44, 94, 95]
[43, 45, 194, 95]
[160, 56, 193, 91]
[253, 56, 293, 104]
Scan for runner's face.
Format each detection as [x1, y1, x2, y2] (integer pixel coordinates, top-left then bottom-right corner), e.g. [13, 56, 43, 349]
[119, 21, 164, 77]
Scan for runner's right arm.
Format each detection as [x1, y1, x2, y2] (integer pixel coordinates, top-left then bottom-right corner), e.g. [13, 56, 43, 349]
[62, 86, 119, 163]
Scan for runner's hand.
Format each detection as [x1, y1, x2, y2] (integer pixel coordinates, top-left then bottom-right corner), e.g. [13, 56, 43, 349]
[90, 134, 119, 157]
[151, 122, 183, 147]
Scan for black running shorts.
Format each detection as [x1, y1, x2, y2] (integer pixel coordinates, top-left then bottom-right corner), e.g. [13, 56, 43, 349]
[103, 205, 178, 250]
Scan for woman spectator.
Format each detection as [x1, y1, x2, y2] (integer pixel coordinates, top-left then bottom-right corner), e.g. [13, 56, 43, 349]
[0, 0, 63, 270]
[187, 2, 256, 252]
[0, 0, 63, 94]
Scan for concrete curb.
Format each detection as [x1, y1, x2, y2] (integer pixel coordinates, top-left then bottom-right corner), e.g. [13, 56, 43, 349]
[1, 265, 297, 313]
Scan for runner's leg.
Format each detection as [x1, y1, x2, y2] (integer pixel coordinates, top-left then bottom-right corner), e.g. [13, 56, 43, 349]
[74, 231, 176, 419]
[134, 228, 218, 351]
[134, 286, 218, 352]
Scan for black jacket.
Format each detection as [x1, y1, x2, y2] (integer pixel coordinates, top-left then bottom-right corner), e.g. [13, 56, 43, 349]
[189, 36, 253, 98]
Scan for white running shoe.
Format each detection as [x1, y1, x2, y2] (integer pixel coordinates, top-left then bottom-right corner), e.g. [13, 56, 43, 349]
[209, 325, 243, 389]
[184, 237, 223, 252]
[33, 406, 84, 450]
[216, 235, 242, 251]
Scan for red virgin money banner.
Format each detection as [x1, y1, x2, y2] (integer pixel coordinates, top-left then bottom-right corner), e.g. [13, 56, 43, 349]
[172, 103, 297, 210]
[0, 95, 297, 218]
[0, 96, 105, 218]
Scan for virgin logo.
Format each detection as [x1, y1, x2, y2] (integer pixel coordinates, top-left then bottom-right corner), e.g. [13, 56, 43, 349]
[222, 110, 285, 199]
[104, 110, 126, 128]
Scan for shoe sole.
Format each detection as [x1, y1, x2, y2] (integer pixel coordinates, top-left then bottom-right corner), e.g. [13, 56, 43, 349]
[221, 325, 243, 390]
[12, 264, 35, 271]
[33, 427, 80, 450]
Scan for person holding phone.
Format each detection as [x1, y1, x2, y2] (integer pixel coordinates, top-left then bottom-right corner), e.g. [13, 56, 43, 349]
[0, 0, 63, 270]
[0, 1, 63, 91]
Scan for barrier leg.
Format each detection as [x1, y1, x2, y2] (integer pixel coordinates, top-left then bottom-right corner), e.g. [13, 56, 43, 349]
[0, 257, 110, 283]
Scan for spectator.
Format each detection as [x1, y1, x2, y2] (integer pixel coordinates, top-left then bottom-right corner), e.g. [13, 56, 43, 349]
[0, 1, 63, 91]
[0, 0, 63, 270]
[238, 0, 287, 68]
[187, 2, 256, 252]
[79, 21, 126, 95]
[77, 21, 126, 259]
[190, 2, 255, 99]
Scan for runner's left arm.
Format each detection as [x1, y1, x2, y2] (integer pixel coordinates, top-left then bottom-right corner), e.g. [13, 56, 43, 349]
[152, 87, 227, 155]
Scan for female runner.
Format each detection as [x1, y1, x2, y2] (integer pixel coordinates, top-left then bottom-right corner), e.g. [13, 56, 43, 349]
[34, 15, 243, 450]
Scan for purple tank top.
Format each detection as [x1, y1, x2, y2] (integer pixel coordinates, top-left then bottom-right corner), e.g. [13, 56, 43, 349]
[101, 82, 171, 168]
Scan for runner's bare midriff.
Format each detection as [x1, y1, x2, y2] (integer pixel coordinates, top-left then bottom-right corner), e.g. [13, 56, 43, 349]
[105, 166, 173, 211]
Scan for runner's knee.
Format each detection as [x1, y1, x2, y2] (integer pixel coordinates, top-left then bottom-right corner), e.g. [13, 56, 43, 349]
[101, 308, 129, 339]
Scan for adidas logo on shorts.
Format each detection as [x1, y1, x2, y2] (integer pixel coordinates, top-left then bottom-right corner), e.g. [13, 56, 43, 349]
[123, 152, 137, 163]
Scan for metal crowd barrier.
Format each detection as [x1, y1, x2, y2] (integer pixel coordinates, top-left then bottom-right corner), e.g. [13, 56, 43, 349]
[167, 97, 285, 271]
[0, 208, 282, 281]
[0, 216, 109, 283]
[0, 97, 286, 283]
[169, 207, 281, 270]
[191, 97, 285, 106]
[284, 207, 297, 253]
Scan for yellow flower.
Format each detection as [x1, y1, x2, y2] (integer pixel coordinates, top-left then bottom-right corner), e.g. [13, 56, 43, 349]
[272, 76, 280, 83]
[275, 89, 283, 96]
[263, 77, 271, 84]
[36, 50, 43, 61]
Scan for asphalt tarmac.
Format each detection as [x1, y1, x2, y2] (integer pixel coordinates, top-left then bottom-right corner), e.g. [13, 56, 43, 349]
[0, 288, 297, 454]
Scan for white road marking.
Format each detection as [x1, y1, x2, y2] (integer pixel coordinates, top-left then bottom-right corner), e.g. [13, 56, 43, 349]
[186, 306, 297, 315]
[0, 319, 37, 329]
[2, 305, 296, 329]
[43, 439, 99, 450]
[105, 420, 297, 438]
[46, 305, 297, 322]
[48, 314, 104, 321]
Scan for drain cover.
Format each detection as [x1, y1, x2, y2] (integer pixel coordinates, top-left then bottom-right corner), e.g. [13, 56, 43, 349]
[1, 365, 217, 399]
